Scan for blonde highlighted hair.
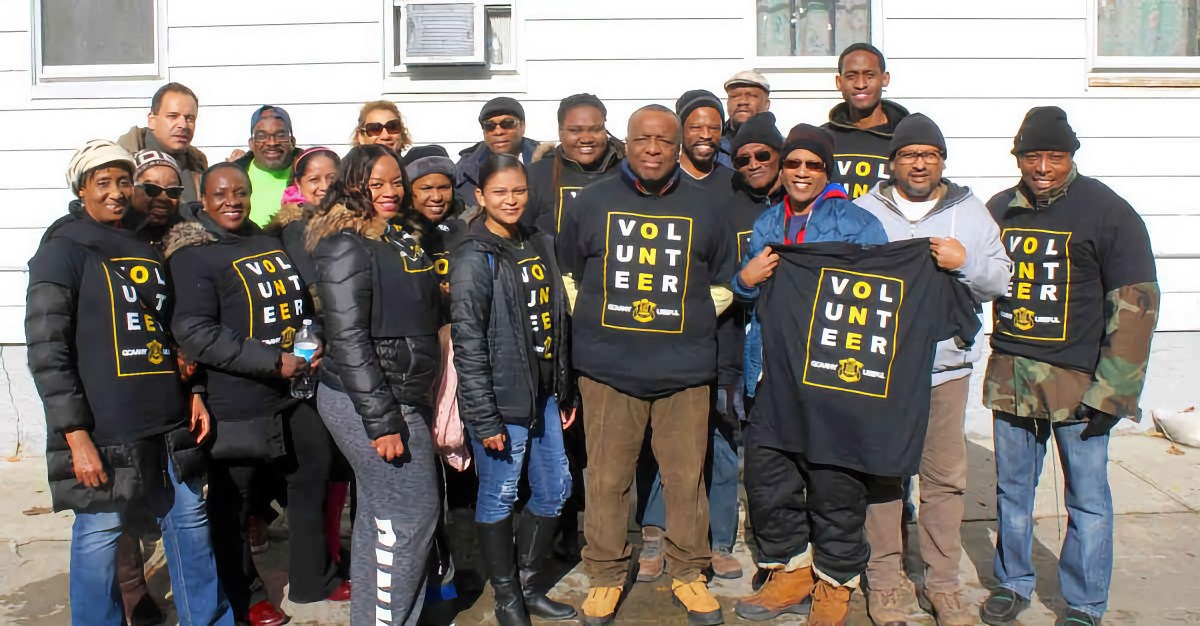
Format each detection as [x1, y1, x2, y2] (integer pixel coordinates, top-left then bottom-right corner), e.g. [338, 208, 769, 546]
[351, 100, 413, 150]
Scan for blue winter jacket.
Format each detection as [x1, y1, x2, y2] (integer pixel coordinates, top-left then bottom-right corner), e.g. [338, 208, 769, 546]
[733, 183, 888, 397]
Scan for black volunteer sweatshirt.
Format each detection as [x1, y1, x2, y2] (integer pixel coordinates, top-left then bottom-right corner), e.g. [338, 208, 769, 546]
[823, 100, 910, 199]
[717, 178, 772, 387]
[27, 202, 186, 446]
[522, 140, 624, 235]
[558, 164, 735, 398]
[166, 204, 309, 456]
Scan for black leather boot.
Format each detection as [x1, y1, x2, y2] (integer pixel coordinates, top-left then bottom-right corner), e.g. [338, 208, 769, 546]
[516, 509, 578, 621]
[477, 516, 531, 626]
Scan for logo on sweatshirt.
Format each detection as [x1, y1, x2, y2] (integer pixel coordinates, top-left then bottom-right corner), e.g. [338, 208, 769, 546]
[106, 257, 176, 377]
[602, 213, 692, 333]
[996, 228, 1071, 341]
[632, 298, 657, 323]
[232, 250, 305, 341]
[804, 268, 904, 397]
[837, 357, 863, 383]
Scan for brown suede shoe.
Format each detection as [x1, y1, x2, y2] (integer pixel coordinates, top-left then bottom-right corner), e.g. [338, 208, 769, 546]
[868, 586, 913, 625]
[734, 567, 814, 621]
[809, 579, 854, 626]
[921, 588, 977, 626]
[636, 527, 665, 582]
[711, 549, 744, 580]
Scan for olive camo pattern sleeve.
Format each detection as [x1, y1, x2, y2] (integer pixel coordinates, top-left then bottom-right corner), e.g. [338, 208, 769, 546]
[1082, 282, 1159, 418]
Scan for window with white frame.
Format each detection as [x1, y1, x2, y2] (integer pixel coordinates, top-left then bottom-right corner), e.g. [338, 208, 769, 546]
[756, 0, 871, 58]
[388, 0, 515, 73]
[1094, 0, 1200, 70]
[34, 0, 165, 82]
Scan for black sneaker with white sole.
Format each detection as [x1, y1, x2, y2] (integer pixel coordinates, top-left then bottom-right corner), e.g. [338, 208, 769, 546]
[980, 588, 1030, 626]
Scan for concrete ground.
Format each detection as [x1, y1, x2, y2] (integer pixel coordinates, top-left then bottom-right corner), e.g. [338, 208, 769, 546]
[2, 434, 1198, 625]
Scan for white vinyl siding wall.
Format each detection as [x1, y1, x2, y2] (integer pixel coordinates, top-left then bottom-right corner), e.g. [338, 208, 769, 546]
[0, 0, 1196, 344]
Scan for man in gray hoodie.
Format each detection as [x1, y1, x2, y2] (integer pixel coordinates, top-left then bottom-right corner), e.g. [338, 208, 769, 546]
[854, 113, 1011, 626]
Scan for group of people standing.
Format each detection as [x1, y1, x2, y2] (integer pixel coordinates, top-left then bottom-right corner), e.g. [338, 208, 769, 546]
[26, 42, 1158, 626]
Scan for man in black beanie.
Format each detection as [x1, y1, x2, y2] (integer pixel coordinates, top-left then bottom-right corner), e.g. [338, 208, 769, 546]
[455, 96, 540, 204]
[521, 93, 624, 235]
[856, 112, 1011, 626]
[823, 43, 909, 199]
[674, 89, 733, 190]
[979, 106, 1159, 626]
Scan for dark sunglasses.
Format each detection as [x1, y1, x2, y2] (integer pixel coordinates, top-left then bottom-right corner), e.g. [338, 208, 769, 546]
[136, 182, 185, 199]
[362, 119, 403, 137]
[733, 150, 774, 168]
[782, 158, 826, 172]
[482, 118, 520, 132]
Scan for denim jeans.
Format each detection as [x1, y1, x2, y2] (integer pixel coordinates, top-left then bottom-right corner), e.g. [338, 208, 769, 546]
[471, 394, 571, 524]
[992, 411, 1113, 619]
[641, 386, 740, 552]
[70, 462, 234, 626]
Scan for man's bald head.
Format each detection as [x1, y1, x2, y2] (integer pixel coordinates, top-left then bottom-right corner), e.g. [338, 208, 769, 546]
[625, 104, 681, 183]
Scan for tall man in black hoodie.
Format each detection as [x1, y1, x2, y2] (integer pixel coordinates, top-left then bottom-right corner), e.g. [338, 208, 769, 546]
[558, 105, 735, 626]
[823, 44, 909, 199]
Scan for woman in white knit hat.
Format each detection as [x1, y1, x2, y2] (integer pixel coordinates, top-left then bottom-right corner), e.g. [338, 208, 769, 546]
[26, 140, 233, 626]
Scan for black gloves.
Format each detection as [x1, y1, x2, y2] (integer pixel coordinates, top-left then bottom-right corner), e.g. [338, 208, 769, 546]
[1076, 404, 1121, 440]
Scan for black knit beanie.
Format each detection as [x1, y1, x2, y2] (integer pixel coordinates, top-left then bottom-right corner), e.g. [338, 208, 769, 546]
[1012, 106, 1079, 155]
[731, 112, 783, 155]
[403, 144, 449, 164]
[557, 93, 607, 125]
[479, 97, 525, 123]
[889, 113, 947, 159]
[675, 89, 725, 126]
[781, 124, 835, 175]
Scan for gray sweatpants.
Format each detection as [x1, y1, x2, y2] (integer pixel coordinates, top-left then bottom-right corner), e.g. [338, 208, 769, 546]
[317, 384, 439, 626]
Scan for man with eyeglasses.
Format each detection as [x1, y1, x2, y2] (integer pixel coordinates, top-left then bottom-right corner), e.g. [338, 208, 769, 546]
[455, 97, 539, 205]
[978, 107, 1158, 626]
[854, 113, 1011, 626]
[232, 105, 301, 227]
[732, 123, 887, 625]
[118, 82, 208, 204]
[823, 44, 910, 200]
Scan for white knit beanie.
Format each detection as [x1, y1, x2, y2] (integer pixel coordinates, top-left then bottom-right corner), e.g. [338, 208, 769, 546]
[66, 139, 135, 193]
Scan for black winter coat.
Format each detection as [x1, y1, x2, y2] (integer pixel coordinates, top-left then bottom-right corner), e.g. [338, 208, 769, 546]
[307, 204, 441, 444]
[165, 203, 307, 460]
[450, 220, 574, 441]
[26, 201, 201, 513]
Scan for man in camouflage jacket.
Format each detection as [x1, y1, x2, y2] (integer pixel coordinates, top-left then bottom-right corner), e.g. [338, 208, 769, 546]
[979, 106, 1159, 626]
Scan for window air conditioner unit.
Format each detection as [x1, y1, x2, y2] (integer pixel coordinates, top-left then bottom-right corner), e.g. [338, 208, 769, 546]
[400, 1, 486, 66]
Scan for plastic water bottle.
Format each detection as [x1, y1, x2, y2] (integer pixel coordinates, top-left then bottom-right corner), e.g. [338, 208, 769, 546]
[290, 320, 319, 400]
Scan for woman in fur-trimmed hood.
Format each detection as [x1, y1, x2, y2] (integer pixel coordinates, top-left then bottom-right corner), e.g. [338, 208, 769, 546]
[165, 162, 345, 622]
[305, 143, 442, 626]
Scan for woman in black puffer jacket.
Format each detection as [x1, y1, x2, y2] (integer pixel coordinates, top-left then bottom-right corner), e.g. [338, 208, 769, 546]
[306, 144, 441, 626]
[451, 154, 577, 626]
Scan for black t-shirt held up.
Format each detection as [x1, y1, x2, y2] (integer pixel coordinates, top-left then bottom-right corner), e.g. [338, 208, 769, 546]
[754, 239, 980, 476]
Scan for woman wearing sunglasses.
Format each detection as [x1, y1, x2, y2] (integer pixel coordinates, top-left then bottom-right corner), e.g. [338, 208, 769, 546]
[351, 100, 412, 154]
[731, 124, 887, 624]
[129, 150, 187, 253]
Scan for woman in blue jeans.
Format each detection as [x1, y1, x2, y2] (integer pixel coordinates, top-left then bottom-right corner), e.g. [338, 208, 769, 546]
[450, 154, 577, 626]
[25, 141, 232, 625]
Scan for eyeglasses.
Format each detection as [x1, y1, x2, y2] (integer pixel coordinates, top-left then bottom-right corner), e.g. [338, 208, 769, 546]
[782, 158, 825, 172]
[733, 150, 774, 168]
[482, 118, 520, 132]
[362, 119, 403, 137]
[895, 150, 943, 165]
[135, 182, 185, 199]
[252, 131, 291, 144]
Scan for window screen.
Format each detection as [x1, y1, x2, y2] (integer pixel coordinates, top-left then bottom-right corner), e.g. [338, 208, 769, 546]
[756, 0, 870, 57]
[405, 3, 476, 58]
[40, 0, 155, 66]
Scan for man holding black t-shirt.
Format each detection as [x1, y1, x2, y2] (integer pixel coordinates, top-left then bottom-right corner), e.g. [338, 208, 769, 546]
[979, 107, 1159, 626]
[558, 105, 734, 626]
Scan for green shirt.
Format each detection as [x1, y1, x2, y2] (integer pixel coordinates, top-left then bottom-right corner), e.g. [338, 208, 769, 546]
[247, 159, 291, 227]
